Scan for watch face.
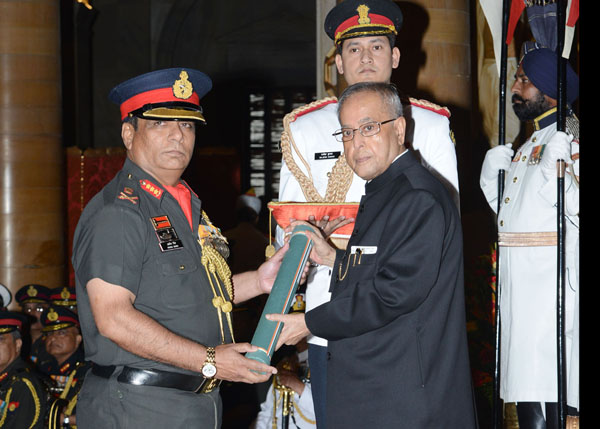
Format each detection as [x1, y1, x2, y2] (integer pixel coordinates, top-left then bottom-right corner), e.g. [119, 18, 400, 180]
[202, 363, 217, 378]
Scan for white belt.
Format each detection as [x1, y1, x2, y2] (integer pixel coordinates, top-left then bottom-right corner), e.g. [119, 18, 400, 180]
[497, 231, 557, 247]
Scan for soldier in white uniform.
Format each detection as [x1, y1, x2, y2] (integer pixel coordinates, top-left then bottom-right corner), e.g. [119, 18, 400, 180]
[276, 1, 459, 427]
[480, 47, 579, 428]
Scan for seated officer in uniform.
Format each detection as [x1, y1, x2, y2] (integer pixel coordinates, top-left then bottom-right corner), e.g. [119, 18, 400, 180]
[37, 306, 90, 429]
[15, 284, 52, 364]
[0, 311, 47, 428]
[71, 68, 300, 428]
[48, 287, 78, 314]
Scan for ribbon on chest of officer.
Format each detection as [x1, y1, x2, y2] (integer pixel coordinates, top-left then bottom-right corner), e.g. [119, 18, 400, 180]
[197, 210, 235, 343]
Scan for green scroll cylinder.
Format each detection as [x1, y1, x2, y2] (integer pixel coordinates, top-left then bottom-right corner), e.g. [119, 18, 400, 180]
[245, 224, 313, 366]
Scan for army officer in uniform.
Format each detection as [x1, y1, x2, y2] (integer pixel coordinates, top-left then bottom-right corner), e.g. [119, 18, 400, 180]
[0, 311, 47, 428]
[72, 68, 298, 428]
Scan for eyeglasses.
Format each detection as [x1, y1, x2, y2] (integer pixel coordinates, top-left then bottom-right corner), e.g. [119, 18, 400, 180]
[332, 118, 397, 142]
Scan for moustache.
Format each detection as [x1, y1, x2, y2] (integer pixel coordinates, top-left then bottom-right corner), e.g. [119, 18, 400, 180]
[512, 94, 525, 104]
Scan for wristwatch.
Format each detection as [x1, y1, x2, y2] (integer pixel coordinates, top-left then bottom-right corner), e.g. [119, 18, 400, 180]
[201, 346, 217, 378]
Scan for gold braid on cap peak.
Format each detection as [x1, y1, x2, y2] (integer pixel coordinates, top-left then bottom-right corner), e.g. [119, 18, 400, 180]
[280, 98, 354, 203]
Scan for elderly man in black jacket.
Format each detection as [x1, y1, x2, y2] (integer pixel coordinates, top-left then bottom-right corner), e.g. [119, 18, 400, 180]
[269, 82, 477, 428]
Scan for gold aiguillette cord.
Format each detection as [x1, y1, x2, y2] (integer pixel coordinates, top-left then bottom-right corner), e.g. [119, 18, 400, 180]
[198, 214, 236, 344]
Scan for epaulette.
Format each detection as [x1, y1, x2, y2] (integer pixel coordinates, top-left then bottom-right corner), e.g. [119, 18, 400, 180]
[287, 97, 338, 123]
[409, 97, 451, 118]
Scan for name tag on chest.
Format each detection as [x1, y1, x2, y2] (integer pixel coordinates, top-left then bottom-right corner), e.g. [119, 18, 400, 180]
[314, 151, 341, 160]
[151, 216, 184, 251]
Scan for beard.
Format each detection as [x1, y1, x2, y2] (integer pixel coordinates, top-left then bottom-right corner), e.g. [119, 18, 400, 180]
[511, 91, 552, 122]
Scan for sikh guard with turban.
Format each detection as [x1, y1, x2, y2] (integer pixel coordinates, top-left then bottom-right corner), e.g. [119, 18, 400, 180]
[480, 46, 579, 426]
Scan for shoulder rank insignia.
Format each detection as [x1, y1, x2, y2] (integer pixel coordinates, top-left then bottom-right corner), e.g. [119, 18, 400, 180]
[150, 215, 183, 252]
[528, 144, 545, 165]
[409, 97, 451, 118]
[140, 179, 164, 199]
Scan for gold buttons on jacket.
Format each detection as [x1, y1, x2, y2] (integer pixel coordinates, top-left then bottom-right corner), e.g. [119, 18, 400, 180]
[521, 155, 527, 162]
[179, 265, 185, 270]
[513, 177, 518, 183]
[500, 220, 504, 227]
[504, 197, 510, 204]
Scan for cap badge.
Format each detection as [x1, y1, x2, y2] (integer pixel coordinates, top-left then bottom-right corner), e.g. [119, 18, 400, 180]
[48, 308, 59, 322]
[27, 285, 38, 297]
[60, 288, 71, 300]
[173, 70, 193, 100]
[357, 5, 371, 25]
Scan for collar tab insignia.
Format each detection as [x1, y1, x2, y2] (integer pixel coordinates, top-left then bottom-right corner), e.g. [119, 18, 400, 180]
[140, 180, 164, 199]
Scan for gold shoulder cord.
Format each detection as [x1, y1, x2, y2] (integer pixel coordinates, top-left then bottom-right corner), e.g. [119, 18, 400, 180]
[48, 399, 61, 429]
[272, 376, 316, 426]
[0, 387, 12, 427]
[280, 98, 354, 203]
[271, 376, 280, 429]
[59, 368, 77, 400]
[64, 393, 78, 417]
[292, 396, 317, 425]
[22, 377, 41, 429]
[60, 366, 80, 417]
[46, 369, 78, 428]
[198, 210, 236, 344]
[2, 376, 42, 429]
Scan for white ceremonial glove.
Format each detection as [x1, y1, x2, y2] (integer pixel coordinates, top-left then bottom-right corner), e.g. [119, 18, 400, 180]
[540, 131, 574, 181]
[480, 143, 514, 184]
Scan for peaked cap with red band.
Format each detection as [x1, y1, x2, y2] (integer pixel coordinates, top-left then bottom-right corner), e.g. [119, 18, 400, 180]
[0, 311, 27, 334]
[15, 284, 50, 305]
[109, 68, 212, 122]
[49, 286, 77, 307]
[325, 0, 403, 46]
[41, 306, 80, 332]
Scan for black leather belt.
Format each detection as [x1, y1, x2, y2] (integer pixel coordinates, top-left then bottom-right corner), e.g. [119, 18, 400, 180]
[91, 364, 221, 394]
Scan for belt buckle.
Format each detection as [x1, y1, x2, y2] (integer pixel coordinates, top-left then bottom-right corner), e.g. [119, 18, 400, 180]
[194, 377, 221, 394]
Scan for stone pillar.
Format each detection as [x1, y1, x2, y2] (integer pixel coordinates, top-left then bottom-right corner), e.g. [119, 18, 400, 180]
[0, 0, 65, 305]
[393, 0, 471, 110]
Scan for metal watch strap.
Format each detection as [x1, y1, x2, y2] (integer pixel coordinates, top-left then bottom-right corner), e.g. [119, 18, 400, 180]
[205, 346, 216, 365]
